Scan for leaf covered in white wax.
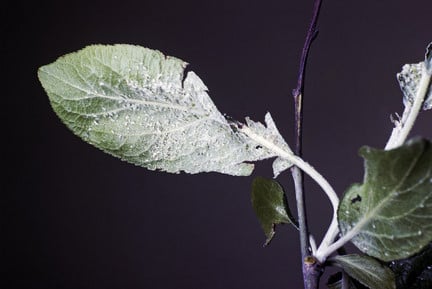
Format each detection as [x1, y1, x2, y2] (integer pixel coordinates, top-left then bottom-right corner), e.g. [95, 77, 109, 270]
[397, 42, 432, 110]
[38, 44, 292, 176]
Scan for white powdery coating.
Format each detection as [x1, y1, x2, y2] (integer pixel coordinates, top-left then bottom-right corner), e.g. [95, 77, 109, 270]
[38, 44, 292, 176]
[397, 62, 432, 110]
[244, 112, 293, 177]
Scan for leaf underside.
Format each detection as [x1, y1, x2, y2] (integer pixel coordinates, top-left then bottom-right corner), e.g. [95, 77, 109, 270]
[38, 45, 292, 176]
[331, 254, 395, 289]
[251, 177, 297, 245]
[338, 139, 432, 262]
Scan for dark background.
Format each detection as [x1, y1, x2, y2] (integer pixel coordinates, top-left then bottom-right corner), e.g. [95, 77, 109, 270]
[3, 0, 432, 288]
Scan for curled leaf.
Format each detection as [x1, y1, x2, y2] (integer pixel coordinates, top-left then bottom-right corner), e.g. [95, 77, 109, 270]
[397, 43, 432, 110]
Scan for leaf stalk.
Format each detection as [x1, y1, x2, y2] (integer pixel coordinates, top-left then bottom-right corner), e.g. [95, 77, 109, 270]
[239, 125, 339, 246]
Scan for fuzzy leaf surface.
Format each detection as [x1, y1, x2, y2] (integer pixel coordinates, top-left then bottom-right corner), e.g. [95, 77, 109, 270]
[338, 139, 432, 261]
[251, 177, 297, 245]
[38, 44, 291, 176]
[331, 255, 395, 289]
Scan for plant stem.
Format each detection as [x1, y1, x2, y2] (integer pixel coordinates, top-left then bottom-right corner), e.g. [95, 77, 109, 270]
[292, 165, 308, 258]
[316, 45, 432, 264]
[240, 122, 338, 289]
[291, 0, 323, 288]
[303, 256, 324, 289]
[292, 0, 323, 99]
[314, 214, 364, 262]
[239, 126, 338, 215]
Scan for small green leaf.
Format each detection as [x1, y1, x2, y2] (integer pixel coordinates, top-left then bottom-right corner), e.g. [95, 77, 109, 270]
[338, 139, 432, 261]
[38, 45, 292, 176]
[251, 177, 297, 245]
[331, 255, 395, 289]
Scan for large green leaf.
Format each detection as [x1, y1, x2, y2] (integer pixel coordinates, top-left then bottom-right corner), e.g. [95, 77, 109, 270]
[338, 139, 432, 261]
[331, 255, 395, 289]
[251, 177, 297, 245]
[38, 45, 292, 176]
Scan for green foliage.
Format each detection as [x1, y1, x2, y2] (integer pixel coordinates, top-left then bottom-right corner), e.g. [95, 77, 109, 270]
[38, 45, 292, 176]
[331, 254, 395, 289]
[338, 139, 432, 262]
[37, 40, 432, 289]
[251, 177, 297, 245]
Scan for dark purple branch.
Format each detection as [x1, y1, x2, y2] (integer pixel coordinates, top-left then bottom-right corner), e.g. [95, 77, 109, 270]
[303, 257, 324, 289]
[292, 0, 322, 156]
[289, 0, 324, 289]
[292, 0, 323, 101]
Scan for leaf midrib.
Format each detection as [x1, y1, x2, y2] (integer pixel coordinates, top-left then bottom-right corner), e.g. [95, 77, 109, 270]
[347, 146, 424, 240]
[41, 67, 204, 114]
